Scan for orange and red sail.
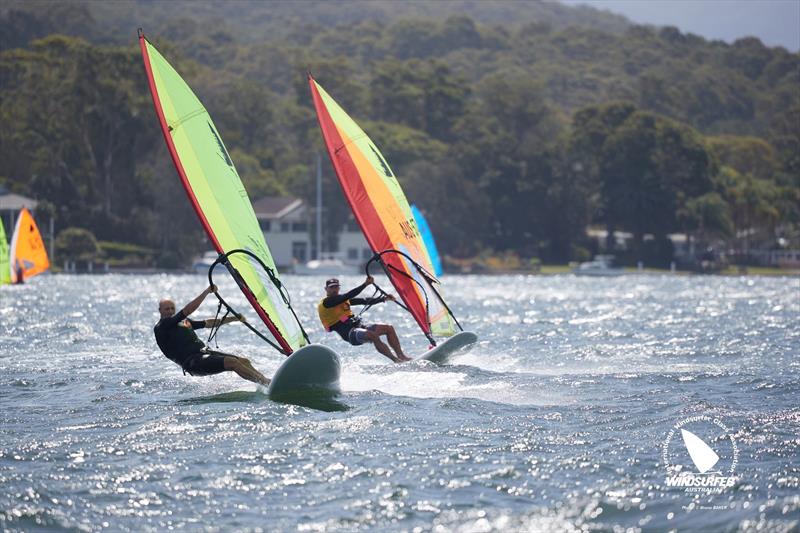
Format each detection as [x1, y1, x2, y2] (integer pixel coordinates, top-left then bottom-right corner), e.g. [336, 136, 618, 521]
[309, 75, 458, 342]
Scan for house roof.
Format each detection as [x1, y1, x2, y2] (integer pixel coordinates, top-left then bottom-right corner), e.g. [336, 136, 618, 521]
[252, 196, 304, 219]
[0, 193, 38, 211]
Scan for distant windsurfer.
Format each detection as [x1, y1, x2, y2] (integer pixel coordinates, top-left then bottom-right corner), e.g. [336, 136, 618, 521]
[14, 261, 24, 284]
[318, 277, 410, 363]
[154, 284, 270, 385]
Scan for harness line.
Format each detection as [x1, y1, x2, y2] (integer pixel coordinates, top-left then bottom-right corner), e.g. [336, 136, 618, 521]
[207, 249, 310, 355]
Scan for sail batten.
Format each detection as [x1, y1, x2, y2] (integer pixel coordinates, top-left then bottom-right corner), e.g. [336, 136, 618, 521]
[309, 75, 458, 341]
[140, 32, 305, 354]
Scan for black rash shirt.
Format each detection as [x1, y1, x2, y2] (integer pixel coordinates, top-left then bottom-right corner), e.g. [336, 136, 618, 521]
[154, 310, 206, 367]
[322, 282, 385, 340]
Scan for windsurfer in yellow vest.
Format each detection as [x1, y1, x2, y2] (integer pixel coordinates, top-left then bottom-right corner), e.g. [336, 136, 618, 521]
[318, 277, 411, 363]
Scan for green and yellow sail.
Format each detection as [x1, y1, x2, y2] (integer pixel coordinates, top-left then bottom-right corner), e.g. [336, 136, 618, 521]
[139, 31, 305, 354]
[0, 216, 9, 285]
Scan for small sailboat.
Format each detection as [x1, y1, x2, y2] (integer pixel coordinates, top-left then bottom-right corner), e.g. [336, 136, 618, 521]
[8, 208, 50, 284]
[573, 255, 624, 277]
[139, 30, 340, 400]
[309, 75, 477, 362]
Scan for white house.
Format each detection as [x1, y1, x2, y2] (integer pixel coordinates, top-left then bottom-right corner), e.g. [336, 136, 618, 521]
[252, 196, 370, 270]
[337, 217, 373, 264]
[252, 196, 310, 268]
[0, 188, 39, 235]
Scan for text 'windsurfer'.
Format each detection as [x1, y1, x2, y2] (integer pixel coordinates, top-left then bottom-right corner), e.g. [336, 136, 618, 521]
[318, 277, 411, 363]
[154, 284, 271, 385]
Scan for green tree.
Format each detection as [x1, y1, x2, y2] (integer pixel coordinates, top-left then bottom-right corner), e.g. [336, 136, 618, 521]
[370, 58, 469, 141]
[570, 103, 716, 260]
[678, 192, 734, 247]
[706, 135, 778, 181]
[2, 6, 798, 266]
[0, 35, 157, 234]
[55, 227, 99, 264]
[716, 167, 781, 253]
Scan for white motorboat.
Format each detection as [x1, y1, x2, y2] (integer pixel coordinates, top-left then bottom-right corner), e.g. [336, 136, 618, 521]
[191, 250, 219, 273]
[573, 255, 625, 276]
[291, 256, 361, 276]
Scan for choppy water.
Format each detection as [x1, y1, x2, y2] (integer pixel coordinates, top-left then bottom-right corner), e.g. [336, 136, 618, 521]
[1, 273, 798, 532]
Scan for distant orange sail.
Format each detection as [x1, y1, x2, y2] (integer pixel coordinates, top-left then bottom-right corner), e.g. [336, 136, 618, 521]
[10, 208, 49, 282]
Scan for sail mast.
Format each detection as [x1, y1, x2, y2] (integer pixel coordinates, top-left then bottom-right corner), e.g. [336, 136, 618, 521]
[316, 153, 322, 260]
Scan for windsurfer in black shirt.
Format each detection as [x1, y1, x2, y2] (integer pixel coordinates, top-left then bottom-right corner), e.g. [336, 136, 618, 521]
[317, 276, 411, 363]
[154, 284, 270, 385]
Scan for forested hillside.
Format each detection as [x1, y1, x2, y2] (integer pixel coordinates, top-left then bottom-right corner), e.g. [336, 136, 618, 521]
[1, 1, 797, 267]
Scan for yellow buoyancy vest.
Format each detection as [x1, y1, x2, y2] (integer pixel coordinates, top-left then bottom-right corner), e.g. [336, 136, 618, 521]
[317, 298, 354, 331]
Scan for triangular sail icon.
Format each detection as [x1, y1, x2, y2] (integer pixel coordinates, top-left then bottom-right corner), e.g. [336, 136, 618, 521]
[681, 429, 720, 473]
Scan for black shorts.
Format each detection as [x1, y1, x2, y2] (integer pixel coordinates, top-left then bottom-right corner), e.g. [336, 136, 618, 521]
[183, 349, 232, 376]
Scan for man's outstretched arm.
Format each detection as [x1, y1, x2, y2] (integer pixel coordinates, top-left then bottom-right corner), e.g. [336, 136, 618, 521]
[322, 276, 374, 308]
[182, 284, 217, 317]
[203, 315, 244, 328]
[351, 294, 394, 306]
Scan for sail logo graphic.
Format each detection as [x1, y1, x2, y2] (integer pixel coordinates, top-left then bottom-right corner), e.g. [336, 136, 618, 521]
[661, 415, 739, 494]
[369, 144, 394, 179]
[208, 122, 233, 167]
[399, 217, 421, 240]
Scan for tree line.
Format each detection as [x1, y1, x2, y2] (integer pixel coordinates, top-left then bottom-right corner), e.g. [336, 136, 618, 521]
[1, 4, 797, 267]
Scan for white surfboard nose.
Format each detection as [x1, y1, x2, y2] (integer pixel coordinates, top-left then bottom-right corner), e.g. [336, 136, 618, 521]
[681, 429, 720, 473]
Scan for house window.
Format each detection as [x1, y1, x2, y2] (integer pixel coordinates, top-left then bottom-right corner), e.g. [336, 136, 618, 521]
[259, 220, 271, 232]
[280, 222, 290, 232]
[347, 248, 358, 260]
[292, 241, 307, 263]
[292, 222, 307, 232]
[362, 248, 372, 259]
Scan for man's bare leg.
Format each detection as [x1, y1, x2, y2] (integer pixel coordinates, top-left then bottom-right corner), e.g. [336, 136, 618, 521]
[385, 326, 410, 361]
[366, 331, 400, 363]
[224, 357, 270, 385]
[239, 358, 270, 384]
[239, 358, 259, 372]
[374, 325, 411, 361]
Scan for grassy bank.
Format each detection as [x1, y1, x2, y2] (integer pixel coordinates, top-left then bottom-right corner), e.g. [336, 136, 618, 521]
[444, 255, 800, 276]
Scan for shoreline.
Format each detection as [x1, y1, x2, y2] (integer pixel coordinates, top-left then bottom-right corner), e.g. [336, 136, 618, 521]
[41, 266, 800, 277]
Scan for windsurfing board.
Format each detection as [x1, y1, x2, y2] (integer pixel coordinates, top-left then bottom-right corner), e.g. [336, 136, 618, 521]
[416, 331, 478, 364]
[267, 344, 341, 399]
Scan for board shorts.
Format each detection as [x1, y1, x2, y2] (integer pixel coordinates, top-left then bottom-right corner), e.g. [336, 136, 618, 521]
[183, 349, 232, 376]
[348, 324, 378, 346]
